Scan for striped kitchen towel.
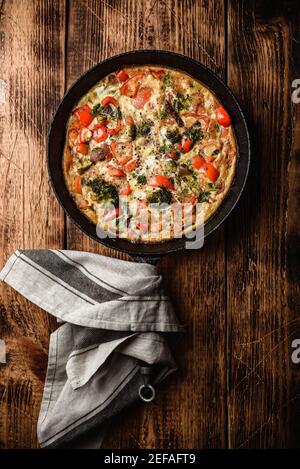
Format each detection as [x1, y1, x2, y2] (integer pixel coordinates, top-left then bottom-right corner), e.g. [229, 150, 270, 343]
[0, 250, 183, 448]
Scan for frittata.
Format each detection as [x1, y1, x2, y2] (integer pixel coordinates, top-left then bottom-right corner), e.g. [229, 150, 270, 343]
[63, 66, 237, 242]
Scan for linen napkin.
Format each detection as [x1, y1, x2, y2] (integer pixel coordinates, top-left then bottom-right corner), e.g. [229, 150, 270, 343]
[0, 249, 183, 448]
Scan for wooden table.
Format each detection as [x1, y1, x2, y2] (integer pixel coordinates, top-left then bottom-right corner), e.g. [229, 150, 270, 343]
[0, 0, 299, 449]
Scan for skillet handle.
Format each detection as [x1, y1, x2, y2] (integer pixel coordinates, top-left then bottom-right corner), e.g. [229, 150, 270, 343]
[132, 255, 162, 265]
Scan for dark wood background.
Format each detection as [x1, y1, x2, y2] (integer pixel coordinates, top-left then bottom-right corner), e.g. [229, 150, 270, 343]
[0, 0, 299, 449]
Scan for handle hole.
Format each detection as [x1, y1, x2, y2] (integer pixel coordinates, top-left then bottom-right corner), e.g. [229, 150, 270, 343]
[138, 384, 155, 402]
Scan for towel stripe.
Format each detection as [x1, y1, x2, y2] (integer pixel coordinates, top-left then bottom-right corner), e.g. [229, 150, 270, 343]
[39, 364, 139, 446]
[56, 250, 128, 296]
[20, 250, 121, 304]
[18, 253, 95, 306]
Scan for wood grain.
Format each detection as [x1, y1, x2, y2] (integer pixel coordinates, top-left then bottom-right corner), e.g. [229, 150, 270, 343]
[66, 0, 227, 448]
[227, 0, 300, 448]
[0, 0, 65, 448]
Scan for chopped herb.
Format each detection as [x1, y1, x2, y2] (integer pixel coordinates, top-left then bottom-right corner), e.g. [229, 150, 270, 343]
[207, 182, 215, 189]
[163, 72, 172, 89]
[91, 103, 103, 117]
[82, 178, 88, 186]
[166, 128, 181, 144]
[147, 188, 172, 205]
[91, 103, 120, 120]
[198, 189, 211, 203]
[86, 177, 119, 206]
[137, 119, 153, 137]
[137, 174, 147, 185]
[212, 149, 220, 155]
[111, 107, 121, 120]
[159, 144, 171, 152]
[173, 93, 190, 113]
[158, 110, 168, 119]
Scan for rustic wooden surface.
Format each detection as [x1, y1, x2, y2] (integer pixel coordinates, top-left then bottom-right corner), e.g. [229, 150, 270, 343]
[0, 0, 299, 449]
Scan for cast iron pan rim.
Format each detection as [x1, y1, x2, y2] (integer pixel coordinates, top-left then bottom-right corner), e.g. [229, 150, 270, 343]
[47, 49, 251, 260]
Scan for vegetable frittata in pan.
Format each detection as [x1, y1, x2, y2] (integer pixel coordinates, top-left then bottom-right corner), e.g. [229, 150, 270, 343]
[63, 66, 237, 242]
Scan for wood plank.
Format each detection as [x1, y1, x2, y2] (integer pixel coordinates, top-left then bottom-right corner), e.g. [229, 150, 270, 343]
[66, 0, 227, 448]
[227, 0, 300, 448]
[0, 0, 65, 448]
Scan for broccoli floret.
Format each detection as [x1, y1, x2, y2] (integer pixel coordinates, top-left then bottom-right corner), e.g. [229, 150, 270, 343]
[137, 174, 147, 185]
[147, 188, 172, 205]
[183, 122, 204, 144]
[166, 128, 181, 144]
[86, 177, 119, 206]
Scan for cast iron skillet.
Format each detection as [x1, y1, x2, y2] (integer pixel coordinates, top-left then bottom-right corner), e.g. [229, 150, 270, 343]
[48, 50, 250, 263]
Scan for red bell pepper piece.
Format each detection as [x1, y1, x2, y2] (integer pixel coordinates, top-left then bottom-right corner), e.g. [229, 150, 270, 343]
[101, 96, 119, 107]
[110, 141, 132, 164]
[149, 69, 165, 79]
[119, 181, 131, 196]
[123, 160, 137, 172]
[166, 151, 179, 160]
[73, 104, 94, 127]
[116, 155, 132, 166]
[93, 126, 108, 143]
[119, 71, 145, 98]
[76, 142, 89, 155]
[108, 166, 125, 177]
[116, 69, 129, 82]
[73, 175, 82, 194]
[107, 120, 122, 136]
[182, 137, 193, 153]
[125, 116, 134, 126]
[203, 162, 220, 182]
[148, 175, 174, 190]
[215, 107, 231, 127]
[191, 155, 205, 170]
[132, 87, 152, 109]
